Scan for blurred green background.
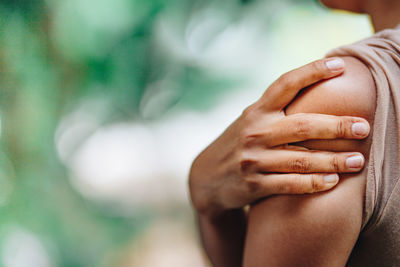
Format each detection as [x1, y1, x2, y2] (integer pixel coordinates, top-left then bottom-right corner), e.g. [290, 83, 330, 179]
[0, 0, 371, 266]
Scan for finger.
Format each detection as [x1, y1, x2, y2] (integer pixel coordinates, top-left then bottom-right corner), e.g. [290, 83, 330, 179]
[243, 149, 365, 173]
[261, 57, 345, 111]
[275, 144, 309, 151]
[248, 114, 370, 147]
[248, 173, 339, 197]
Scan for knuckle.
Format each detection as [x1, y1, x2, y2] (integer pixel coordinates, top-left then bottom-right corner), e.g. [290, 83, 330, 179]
[336, 119, 347, 138]
[311, 60, 324, 72]
[309, 174, 324, 193]
[241, 106, 252, 118]
[278, 72, 295, 88]
[285, 174, 324, 194]
[311, 60, 327, 75]
[294, 119, 312, 138]
[331, 155, 341, 172]
[308, 61, 324, 79]
[288, 157, 311, 173]
[239, 129, 259, 148]
[241, 104, 259, 120]
[244, 176, 261, 194]
[239, 127, 272, 148]
[239, 157, 257, 174]
[237, 149, 258, 174]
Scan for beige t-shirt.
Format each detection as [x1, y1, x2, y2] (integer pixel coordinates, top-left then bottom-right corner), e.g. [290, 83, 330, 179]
[327, 25, 400, 266]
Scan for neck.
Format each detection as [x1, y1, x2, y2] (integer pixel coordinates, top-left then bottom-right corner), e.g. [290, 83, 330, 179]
[366, 1, 400, 32]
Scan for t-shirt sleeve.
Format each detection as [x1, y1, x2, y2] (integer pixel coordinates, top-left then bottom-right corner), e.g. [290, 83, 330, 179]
[326, 28, 400, 232]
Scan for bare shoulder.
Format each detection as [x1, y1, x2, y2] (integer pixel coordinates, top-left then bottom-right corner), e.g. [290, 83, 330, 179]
[243, 57, 376, 267]
[287, 56, 376, 153]
[286, 56, 376, 120]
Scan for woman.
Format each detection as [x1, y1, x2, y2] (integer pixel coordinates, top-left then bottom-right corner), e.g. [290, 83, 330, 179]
[190, 0, 400, 266]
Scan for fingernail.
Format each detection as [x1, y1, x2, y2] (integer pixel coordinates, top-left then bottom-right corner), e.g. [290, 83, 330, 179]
[324, 174, 338, 184]
[352, 122, 369, 136]
[346, 155, 364, 169]
[325, 58, 344, 71]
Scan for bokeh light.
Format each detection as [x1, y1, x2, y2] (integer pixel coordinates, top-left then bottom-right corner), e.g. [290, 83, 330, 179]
[0, 0, 372, 266]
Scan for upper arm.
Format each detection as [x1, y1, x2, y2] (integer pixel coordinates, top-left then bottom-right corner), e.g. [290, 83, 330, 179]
[243, 57, 376, 267]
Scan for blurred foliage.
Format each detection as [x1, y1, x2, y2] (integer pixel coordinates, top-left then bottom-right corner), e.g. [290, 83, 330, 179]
[0, 0, 316, 265]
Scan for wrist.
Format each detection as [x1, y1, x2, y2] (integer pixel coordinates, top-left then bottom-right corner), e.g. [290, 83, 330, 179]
[189, 149, 223, 215]
[189, 170, 222, 218]
[189, 116, 243, 218]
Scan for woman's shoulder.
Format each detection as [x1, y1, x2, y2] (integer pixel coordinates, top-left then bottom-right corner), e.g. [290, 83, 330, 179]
[285, 56, 376, 154]
[243, 56, 376, 267]
[286, 56, 376, 121]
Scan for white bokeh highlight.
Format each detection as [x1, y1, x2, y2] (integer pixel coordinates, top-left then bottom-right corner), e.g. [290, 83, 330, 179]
[2, 229, 54, 267]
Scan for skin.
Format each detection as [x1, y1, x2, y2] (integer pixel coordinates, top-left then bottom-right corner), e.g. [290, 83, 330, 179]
[190, 0, 400, 266]
[189, 58, 370, 267]
[243, 1, 400, 266]
[243, 56, 376, 267]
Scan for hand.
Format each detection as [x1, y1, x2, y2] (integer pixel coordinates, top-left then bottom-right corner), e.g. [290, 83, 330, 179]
[189, 57, 370, 218]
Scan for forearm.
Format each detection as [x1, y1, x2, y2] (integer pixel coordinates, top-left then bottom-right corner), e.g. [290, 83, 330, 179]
[190, 121, 247, 266]
[198, 209, 246, 267]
